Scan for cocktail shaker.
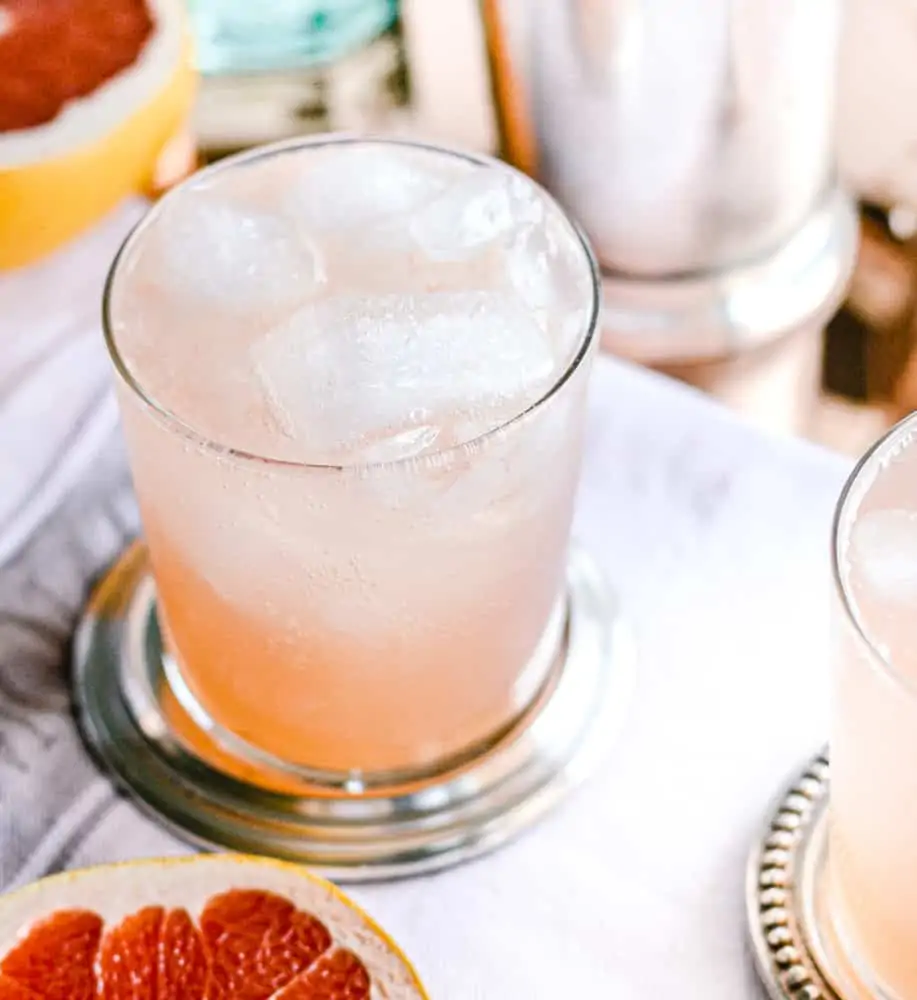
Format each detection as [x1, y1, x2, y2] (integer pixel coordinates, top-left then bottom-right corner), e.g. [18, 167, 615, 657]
[838, 0, 917, 216]
[483, 0, 858, 374]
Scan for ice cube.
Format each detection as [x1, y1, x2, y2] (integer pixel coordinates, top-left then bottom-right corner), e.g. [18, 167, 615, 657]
[350, 423, 442, 465]
[410, 170, 545, 262]
[506, 217, 595, 357]
[151, 193, 325, 313]
[288, 146, 447, 233]
[507, 224, 556, 318]
[850, 509, 917, 603]
[251, 291, 556, 463]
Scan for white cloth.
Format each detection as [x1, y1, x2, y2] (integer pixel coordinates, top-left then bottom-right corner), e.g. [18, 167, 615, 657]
[0, 209, 851, 999]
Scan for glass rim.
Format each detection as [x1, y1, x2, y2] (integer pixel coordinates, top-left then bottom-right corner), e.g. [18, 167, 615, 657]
[102, 132, 601, 473]
[831, 409, 917, 700]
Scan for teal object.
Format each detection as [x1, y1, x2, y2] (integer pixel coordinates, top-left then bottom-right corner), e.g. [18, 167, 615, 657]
[187, 0, 399, 74]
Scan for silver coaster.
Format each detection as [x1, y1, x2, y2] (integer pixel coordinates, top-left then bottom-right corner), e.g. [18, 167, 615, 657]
[747, 752, 884, 1000]
[74, 542, 635, 882]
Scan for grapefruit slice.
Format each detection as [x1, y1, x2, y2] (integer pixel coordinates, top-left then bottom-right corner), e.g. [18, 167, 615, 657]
[0, 856, 427, 1000]
[0, 0, 196, 269]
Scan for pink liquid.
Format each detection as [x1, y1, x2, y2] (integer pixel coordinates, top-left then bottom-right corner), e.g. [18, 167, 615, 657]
[831, 422, 917, 998]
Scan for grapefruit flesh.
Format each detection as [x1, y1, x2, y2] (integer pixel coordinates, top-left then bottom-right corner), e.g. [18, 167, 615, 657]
[200, 890, 333, 1000]
[0, 976, 42, 1000]
[276, 950, 371, 999]
[0, 858, 423, 1000]
[0, 0, 155, 131]
[159, 908, 209, 999]
[0, 910, 102, 1000]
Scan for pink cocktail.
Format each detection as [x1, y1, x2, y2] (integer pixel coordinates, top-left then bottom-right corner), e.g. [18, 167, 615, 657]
[103, 136, 599, 782]
[830, 413, 917, 998]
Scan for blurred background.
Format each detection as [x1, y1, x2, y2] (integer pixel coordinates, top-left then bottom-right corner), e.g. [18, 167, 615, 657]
[4, 0, 916, 458]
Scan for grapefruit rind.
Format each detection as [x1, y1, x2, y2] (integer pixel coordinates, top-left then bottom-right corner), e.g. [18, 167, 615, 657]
[0, 856, 427, 1000]
[0, 0, 196, 269]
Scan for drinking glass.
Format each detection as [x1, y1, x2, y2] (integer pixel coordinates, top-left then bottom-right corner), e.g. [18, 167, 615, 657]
[102, 135, 599, 788]
[830, 411, 917, 999]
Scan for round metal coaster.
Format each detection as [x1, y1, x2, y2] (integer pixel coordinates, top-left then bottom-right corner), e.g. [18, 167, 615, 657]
[74, 541, 635, 882]
[747, 752, 885, 1000]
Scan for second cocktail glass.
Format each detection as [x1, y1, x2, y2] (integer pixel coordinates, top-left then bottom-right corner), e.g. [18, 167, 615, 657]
[828, 413, 917, 1000]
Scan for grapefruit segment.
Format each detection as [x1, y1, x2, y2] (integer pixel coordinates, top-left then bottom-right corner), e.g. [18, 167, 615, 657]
[201, 890, 332, 1000]
[98, 905, 163, 1000]
[0, 909, 102, 1000]
[277, 950, 371, 1000]
[158, 908, 209, 1000]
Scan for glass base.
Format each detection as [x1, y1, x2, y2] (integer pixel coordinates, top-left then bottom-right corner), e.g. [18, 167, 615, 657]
[747, 752, 894, 1000]
[601, 185, 859, 365]
[74, 541, 635, 881]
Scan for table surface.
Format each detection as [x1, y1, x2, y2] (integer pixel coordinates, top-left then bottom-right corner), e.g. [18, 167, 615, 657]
[0, 206, 851, 998]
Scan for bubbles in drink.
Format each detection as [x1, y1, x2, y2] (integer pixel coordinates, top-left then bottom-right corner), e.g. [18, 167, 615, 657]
[850, 509, 917, 605]
[252, 291, 556, 463]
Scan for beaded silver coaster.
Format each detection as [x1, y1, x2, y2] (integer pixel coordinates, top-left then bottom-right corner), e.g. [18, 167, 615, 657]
[747, 752, 882, 1000]
[74, 541, 635, 882]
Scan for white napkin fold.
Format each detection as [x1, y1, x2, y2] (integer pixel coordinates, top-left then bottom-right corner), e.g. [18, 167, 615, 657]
[0, 203, 144, 563]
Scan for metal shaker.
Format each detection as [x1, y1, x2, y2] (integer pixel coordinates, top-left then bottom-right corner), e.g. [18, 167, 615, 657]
[482, 0, 858, 370]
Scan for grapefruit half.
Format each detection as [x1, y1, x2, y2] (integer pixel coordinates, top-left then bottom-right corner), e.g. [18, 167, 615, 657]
[0, 855, 427, 999]
[0, 0, 196, 269]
